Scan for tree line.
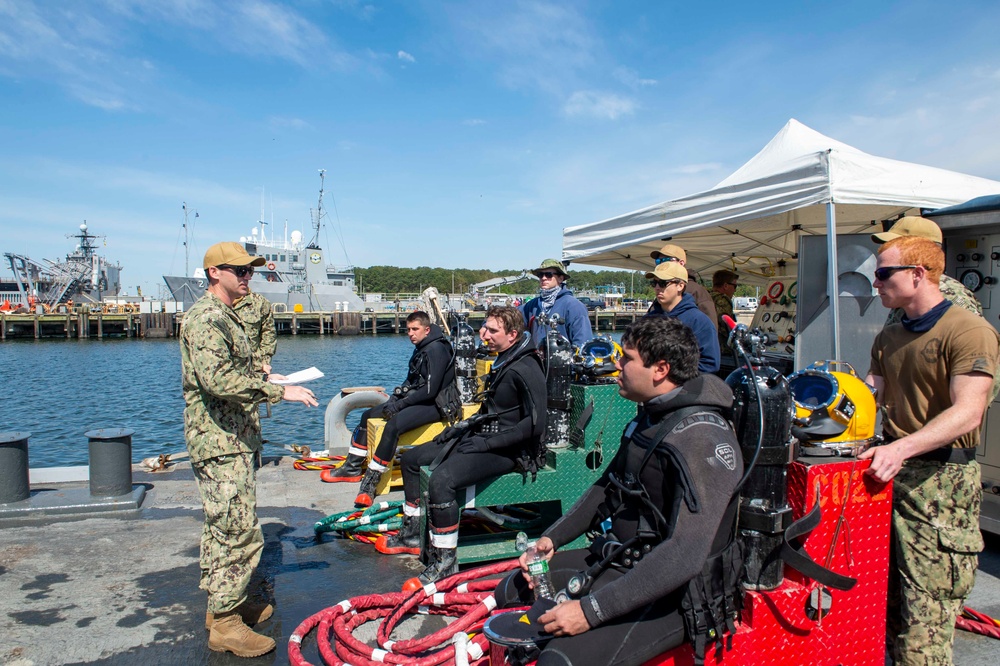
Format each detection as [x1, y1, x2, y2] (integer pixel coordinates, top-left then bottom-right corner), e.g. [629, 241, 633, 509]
[354, 265, 758, 301]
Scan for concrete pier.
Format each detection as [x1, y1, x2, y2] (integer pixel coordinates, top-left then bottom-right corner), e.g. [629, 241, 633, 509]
[0, 457, 997, 664]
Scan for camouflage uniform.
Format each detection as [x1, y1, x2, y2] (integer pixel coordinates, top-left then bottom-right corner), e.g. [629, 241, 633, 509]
[888, 460, 982, 666]
[885, 273, 998, 402]
[711, 290, 734, 353]
[180, 291, 284, 614]
[233, 290, 276, 372]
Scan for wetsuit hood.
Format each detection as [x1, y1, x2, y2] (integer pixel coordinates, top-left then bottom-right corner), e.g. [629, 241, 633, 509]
[645, 373, 734, 420]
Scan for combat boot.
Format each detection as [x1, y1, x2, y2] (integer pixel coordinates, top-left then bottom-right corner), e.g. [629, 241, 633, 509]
[321, 452, 366, 483]
[205, 600, 274, 630]
[354, 468, 384, 508]
[376, 514, 421, 555]
[208, 610, 276, 658]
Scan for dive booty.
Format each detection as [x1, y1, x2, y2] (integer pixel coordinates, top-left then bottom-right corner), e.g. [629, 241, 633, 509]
[354, 468, 383, 508]
[376, 514, 421, 555]
[417, 544, 458, 584]
[321, 454, 365, 483]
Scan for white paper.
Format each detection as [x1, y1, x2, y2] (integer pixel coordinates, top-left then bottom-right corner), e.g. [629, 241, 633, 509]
[270, 367, 324, 385]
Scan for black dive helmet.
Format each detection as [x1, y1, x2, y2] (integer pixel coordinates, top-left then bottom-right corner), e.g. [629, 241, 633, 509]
[723, 324, 795, 591]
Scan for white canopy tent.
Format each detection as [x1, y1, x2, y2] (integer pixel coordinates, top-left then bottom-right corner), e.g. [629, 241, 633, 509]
[562, 119, 1000, 358]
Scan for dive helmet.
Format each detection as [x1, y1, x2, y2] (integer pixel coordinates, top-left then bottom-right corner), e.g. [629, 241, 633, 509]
[575, 336, 623, 380]
[787, 361, 878, 455]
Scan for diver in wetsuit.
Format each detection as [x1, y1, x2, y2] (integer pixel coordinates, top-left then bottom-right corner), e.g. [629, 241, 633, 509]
[323, 311, 459, 509]
[494, 316, 743, 666]
[381, 306, 548, 582]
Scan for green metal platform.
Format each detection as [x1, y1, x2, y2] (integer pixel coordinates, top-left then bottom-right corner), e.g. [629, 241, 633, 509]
[419, 382, 637, 564]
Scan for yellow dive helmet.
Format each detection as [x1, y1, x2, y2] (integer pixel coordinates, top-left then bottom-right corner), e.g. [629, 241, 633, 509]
[787, 361, 878, 456]
[575, 336, 623, 382]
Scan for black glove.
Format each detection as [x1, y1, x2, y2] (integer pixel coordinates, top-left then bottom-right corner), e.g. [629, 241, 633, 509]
[457, 436, 490, 454]
[382, 400, 402, 419]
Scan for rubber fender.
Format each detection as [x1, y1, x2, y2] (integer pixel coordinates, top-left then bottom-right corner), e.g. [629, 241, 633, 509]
[324, 389, 389, 451]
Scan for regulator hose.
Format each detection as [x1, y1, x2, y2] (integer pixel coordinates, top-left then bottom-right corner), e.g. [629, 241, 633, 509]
[315, 500, 404, 536]
[288, 559, 520, 666]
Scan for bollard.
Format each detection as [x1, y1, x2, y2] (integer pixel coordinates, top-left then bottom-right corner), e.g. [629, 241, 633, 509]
[0, 431, 31, 504]
[85, 428, 136, 497]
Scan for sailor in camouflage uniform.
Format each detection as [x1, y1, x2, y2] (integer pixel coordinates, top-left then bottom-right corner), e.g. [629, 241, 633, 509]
[710, 269, 739, 356]
[873, 216, 997, 404]
[182, 242, 317, 658]
[860, 236, 999, 666]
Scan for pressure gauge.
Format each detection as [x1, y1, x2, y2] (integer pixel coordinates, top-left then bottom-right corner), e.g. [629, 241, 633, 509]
[961, 269, 984, 292]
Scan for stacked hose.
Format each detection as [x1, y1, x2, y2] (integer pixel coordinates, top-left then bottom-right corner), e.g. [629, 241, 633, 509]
[315, 500, 404, 546]
[288, 559, 520, 666]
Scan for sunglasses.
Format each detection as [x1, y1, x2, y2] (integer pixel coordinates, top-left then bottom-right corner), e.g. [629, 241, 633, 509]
[727, 282, 739, 287]
[649, 279, 682, 289]
[873, 265, 918, 282]
[537, 271, 561, 279]
[654, 256, 680, 265]
[217, 264, 255, 278]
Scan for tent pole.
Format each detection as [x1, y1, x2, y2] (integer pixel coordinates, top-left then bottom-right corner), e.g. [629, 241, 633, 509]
[826, 201, 841, 360]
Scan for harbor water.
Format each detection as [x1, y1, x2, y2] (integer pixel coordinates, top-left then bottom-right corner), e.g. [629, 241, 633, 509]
[1, 335, 416, 468]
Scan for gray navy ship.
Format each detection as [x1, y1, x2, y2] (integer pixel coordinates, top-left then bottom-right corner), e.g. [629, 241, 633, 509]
[162, 171, 364, 312]
[2, 223, 123, 308]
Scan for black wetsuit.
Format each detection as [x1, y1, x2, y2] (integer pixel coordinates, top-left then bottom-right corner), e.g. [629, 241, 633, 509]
[494, 374, 743, 666]
[361, 324, 456, 463]
[400, 333, 548, 528]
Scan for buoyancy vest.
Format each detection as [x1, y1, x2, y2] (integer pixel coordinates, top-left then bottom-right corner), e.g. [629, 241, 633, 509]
[597, 404, 744, 665]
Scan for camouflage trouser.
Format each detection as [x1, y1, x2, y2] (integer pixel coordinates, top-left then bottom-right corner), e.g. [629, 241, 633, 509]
[192, 452, 264, 614]
[888, 459, 983, 666]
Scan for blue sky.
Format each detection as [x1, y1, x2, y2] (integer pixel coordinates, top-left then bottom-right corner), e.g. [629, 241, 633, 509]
[2, 0, 1000, 296]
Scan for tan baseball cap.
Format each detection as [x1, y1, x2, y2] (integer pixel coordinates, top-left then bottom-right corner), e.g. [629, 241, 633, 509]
[645, 262, 688, 282]
[203, 242, 267, 269]
[650, 243, 686, 262]
[871, 216, 942, 244]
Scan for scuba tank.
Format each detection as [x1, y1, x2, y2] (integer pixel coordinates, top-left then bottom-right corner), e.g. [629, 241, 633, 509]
[538, 313, 574, 450]
[451, 313, 478, 404]
[724, 323, 795, 591]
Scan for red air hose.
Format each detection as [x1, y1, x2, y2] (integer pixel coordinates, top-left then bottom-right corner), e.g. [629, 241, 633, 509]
[288, 559, 520, 666]
[957, 606, 1000, 639]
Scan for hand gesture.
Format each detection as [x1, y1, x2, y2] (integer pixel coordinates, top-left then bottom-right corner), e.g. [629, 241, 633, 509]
[282, 385, 318, 407]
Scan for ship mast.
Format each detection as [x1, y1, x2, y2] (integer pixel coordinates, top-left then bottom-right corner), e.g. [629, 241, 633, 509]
[309, 169, 325, 249]
[182, 202, 198, 277]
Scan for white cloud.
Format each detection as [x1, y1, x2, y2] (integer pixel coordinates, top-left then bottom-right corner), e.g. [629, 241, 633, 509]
[0, 0, 361, 111]
[463, 118, 487, 126]
[268, 116, 313, 130]
[397, 50, 415, 63]
[450, 1, 597, 97]
[614, 66, 656, 89]
[563, 91, 636, 120]
[824, 64, 1000, 179]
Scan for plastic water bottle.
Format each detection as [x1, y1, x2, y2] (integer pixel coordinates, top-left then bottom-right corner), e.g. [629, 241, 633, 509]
[516, 532, 555, 601]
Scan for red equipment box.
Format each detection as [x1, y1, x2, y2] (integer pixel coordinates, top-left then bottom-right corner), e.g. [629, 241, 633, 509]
[646, 457, 892, 666]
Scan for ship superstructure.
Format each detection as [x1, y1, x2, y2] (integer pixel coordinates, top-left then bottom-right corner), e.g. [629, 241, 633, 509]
[162, 171, 364, 312]
[2, 223, 123, 308]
